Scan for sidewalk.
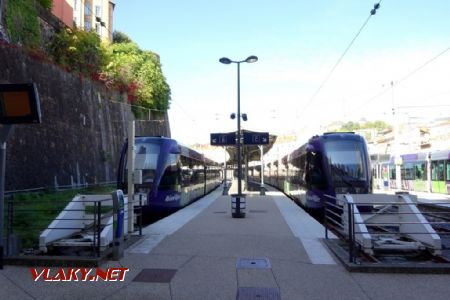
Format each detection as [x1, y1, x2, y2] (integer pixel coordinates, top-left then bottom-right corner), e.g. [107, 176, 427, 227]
[1, 183, 450, 299]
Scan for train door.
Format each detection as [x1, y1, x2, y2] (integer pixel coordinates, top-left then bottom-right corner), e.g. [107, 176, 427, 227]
[389, 163, 396, 189]
[431, 160, 445, 194]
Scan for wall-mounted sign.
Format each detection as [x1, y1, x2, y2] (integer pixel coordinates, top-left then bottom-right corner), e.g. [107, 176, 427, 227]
[0, 83, 41, 124]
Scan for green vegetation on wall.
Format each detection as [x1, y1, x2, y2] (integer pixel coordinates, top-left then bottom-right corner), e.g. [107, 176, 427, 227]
[48, 27, 108, 77]
[105, 32, 171, 113]
[5, 0, 41, 47]
[48, 29, 171, 115]
[3, 2, 171, 116]
[38, 0, 54, 10]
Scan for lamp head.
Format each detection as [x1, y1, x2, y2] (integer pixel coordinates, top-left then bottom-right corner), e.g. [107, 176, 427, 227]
[245, 55, 258, 63]
[219, 57, 232, 64]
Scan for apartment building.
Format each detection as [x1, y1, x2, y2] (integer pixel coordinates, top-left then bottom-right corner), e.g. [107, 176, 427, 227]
[53, 0, 115, 42]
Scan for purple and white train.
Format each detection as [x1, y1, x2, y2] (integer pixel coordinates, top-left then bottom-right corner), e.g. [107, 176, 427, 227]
[117, 136, 221, 216]
[261, 132, 372, 214]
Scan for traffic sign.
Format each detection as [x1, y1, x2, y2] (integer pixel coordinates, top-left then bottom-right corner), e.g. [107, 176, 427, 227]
[210, 132, 236, 146]
[243, 131, 269, 145]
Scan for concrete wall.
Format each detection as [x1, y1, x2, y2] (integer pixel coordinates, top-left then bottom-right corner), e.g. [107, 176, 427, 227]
[0, 44, 170, 191]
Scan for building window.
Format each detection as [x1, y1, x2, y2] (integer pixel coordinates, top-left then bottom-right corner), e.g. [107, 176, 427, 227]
[95, 23, 101, 35]
[85, 3, 91, 16]
[85, 21, 91, 31]
[95, 5, 101, 17]
[74, 0, 77, 11]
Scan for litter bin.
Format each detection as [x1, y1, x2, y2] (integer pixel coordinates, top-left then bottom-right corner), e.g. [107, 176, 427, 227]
[112, 190, 125, 260]
[231, 194, 246, 218]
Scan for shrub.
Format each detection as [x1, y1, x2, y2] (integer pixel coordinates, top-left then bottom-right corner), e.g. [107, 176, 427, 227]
[48, 28, 108, 76]
[38, 0, 53, 10]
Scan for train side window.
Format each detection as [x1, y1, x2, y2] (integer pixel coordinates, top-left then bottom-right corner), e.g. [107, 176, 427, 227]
[299, 153, 306, 185]
[306, 151, 326, 190]
[446, 160, 450, 181]
[402, 163, 414, 180]
[389, 164, 396, 180]
[415, 163, 426, 180]
[432, 161, 444, 181]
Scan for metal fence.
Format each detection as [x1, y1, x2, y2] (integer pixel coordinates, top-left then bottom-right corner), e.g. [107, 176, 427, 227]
[3, 192, 143, 261]
[324, 193, 450, 263]
[5, 181, 117, 195]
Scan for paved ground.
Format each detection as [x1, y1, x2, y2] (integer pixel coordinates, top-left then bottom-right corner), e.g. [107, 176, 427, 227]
[2, 183, 450, 299]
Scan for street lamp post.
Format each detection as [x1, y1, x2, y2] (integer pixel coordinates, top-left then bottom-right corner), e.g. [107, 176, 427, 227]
[219, 55, 258, 218]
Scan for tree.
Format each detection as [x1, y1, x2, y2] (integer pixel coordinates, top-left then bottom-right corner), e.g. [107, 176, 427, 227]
[104, 41, 171, 113]
[112, 31, 132, 44]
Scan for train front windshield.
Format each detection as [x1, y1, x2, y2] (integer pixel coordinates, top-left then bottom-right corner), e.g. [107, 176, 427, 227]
[324, 140, 367, 188]
[130, 141, 161, 191]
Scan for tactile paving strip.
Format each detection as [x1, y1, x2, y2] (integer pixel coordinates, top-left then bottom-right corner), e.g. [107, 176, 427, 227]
[236, 287, 281, 300]
[132, 268, 177, 283]
[236, 258, 271, 269]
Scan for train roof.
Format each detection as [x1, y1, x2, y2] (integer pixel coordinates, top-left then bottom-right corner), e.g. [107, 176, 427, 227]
[313, 132, 364, 141]
[430, 149, 450, 160]
[134, 136, 220, 164]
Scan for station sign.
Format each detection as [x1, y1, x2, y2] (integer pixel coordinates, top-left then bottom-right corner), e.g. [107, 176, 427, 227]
[243, 131, 269, 145]
[210, 132, 236, 146]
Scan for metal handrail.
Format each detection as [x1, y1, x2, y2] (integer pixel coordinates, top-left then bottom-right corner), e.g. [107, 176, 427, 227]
[5, 194, 143, 258]
[324, 193, 450, 263]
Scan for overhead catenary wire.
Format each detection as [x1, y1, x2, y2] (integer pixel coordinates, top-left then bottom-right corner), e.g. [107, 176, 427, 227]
[170, 99, 197, 124]
[297, 1, 382, 118]
[351, 46, 450, 114]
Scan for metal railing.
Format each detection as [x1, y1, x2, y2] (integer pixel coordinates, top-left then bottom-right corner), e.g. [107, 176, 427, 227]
[5, 181, 117, 195]
[324, 194, 450, 263]
[3, 193, 143, 260]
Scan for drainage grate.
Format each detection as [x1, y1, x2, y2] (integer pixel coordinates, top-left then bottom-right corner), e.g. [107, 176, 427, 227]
[249, 210, 268, 213]
[132, 268, 177, 283]
[236, 258, 271, 269]
[236, 287, 281, 300]
[213, 211, 227, 214]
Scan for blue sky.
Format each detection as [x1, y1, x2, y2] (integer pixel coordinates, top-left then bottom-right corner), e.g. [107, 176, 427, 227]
[113, 0, 450, 145]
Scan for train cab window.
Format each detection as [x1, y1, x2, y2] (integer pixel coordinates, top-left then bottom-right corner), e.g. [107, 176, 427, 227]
[159, 154, 180, 191]
[134, 142, 160, 185]
[324, 140, 366, 182]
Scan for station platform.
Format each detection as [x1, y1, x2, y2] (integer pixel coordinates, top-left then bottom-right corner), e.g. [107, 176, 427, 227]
[374, 188, 450, 207]
[2, 183, 450, 299]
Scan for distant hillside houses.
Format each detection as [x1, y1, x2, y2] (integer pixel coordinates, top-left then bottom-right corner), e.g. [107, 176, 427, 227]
[355, 118, 450, 155]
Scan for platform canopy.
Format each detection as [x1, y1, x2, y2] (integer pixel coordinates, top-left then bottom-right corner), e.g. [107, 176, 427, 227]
[220, 129, 277, 164]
